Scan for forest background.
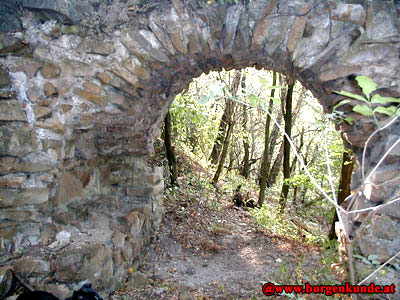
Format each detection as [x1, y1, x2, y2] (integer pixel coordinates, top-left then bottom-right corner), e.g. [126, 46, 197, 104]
[160, 68, 352, 245]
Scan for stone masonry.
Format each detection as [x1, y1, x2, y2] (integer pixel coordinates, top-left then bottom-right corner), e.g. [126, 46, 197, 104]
[0, 0, 399, 298]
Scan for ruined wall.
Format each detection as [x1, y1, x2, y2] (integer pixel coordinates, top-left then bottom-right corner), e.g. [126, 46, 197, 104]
[0, 0, 399, 297]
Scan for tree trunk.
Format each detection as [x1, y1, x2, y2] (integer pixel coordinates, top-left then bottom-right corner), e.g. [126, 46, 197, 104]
[258, 71, 277, 206]
[209, 101, 230, 164]
[292, 185, 298, 204]
[227, 149, 235, 172]
[257, 73, 285, 184]
[209, 71, 241, 164]
[291, 127, 305, 204]
[290, 126, 305, 174]
[328, 150, 354, 239]
[268, 141, 284, 187]
[212, 121, 234, 183]
[212, 70, 241, 183]
[240, 74, 250, 178]
[279, 77, 295, 212]
[240, 138, 250, 178]
[164, 110, 178, 187]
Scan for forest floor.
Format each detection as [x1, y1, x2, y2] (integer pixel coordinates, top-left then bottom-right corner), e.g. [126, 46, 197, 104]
[110, 150, 342, 300]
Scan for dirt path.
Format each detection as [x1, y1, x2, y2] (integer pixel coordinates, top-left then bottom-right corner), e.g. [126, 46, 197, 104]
[111, 198, 323, 300]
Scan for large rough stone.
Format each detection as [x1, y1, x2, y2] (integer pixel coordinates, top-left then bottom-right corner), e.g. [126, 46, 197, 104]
[122, 59, 151, 81]
[109, 68, 138, 88]
[0, 188, 50, 207]
[0, 2, 22, 33]
[0, 220, 18, 240]
[36, 119, 65, 134]
[331, 3, 366, 25]
[10, 57, 41, 78]
[0, 266, 13, 300]
[148, 17, 176, 56]
[77, 39, 114, 56]
[380, 199, 400, 219]
[83, 82, 101, 95]
[110, 209, 145, 236]
[0, 157, 54, 174]
[222, 5, 241, 51]
[0, 126, 37, 156]
[26, 86, 42, 102]
[364, 1, 399, 43]
[15, 188, 50, 205]
[0, 209, 37, 222]
[96, 72, 111, 85]
[55, 243, 112, 283]
[73, 88, 107, 106]
[54, 172, 83, 206]
[357, 214, 400, 263]
[0, 175, 24, 188]
[74, 132, 98, 160]
[74, 89, 107, 106]
[287, 15, 307, 56]
[0, 100, 26, 121]
[355, 259, 400, 295]
[382, 135, 400, 164]
[149, 7, 189, 55]
[21, 0, 93, 24]
[0, 67, 11, 87]
[43, 82, 57, 96]
[61, 60, 96, 77]
[41, 63, 61, 79]
[0, 34, 24, 55]
[34, 106, 53, 120]
[12, 258, 50, 276]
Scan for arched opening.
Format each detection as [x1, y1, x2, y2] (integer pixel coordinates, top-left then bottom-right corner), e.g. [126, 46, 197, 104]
[0, 0, 399, 297]
[140, 67, 348, 298]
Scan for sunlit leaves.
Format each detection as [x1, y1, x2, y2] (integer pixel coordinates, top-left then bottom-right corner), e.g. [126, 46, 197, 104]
[352, 104, 373, 116]
[334, 90, 367, 103]
[249, 94, 261, 108]
[373, 106, 398, 116]
[248, 94, 280, 110]
[210, 83, 225, 97]
[356, 76, 377, 99]
[258, 76, 267, 87]
[199, 83, 226, 105]
[333, 76, 400, 128]
[199, 94, 210, 105]
[345, 116, 355, 124]
[371, 94, 400, 104]
[353, 254, 381, 266]
[332, 99, 351, 111]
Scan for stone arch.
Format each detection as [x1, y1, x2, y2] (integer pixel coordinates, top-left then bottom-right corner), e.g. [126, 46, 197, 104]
[0, 0, 399, 296]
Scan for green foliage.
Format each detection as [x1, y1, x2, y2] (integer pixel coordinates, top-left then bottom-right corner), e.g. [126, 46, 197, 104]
[334, 76, 400, 128]
[170, 92, 218, 157]
[251, 204, 301, 241]
[163, 68, 351, 299]
[171, 68, 284, 166]
[353, 254, 381, 267]
[199, 82, 226, 104]
[170, 67, 345, 263]
[285, 174, 310, 188]
[271, 242, 344, 299]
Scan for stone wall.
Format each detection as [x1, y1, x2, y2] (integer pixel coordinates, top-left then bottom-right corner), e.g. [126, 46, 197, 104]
[0, 0, 399, 297]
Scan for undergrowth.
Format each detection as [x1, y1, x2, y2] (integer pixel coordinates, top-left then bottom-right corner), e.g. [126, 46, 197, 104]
[152, 139, 345, 299]
[157, 137, 337, 247]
